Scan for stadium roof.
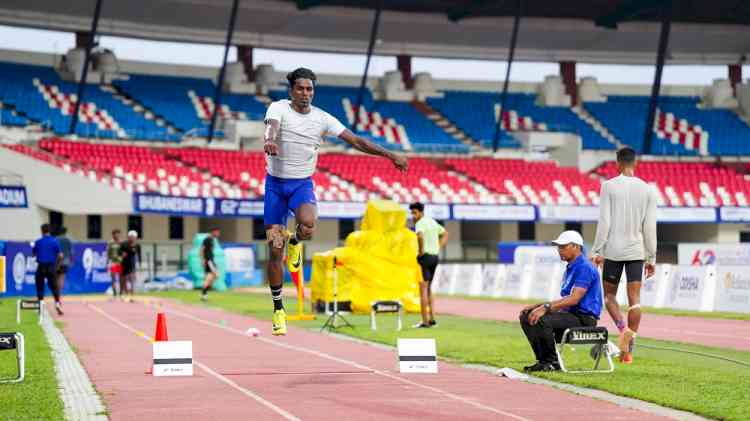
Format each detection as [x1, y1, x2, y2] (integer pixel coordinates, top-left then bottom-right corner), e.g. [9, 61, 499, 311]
[1, 0, 749, 65]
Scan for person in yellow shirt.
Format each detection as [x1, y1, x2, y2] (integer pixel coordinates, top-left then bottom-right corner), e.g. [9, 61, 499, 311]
[410, 202, 448, 328]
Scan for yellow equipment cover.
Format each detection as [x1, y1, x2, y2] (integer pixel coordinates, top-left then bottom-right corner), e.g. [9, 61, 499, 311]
[311, 200, 421, 313]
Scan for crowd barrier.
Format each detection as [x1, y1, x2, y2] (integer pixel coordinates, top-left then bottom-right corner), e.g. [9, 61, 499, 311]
[433, 263, 750, 314]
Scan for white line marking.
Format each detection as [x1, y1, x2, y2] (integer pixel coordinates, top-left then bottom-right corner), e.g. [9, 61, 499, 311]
[163, 304, 533, 421]
[89, 304, 301, 421]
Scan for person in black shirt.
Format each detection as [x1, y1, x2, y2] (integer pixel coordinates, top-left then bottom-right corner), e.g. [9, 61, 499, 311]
[200, 228, 220, 301]
[120, 230, 142, 302]
[55, 226, 73, 295]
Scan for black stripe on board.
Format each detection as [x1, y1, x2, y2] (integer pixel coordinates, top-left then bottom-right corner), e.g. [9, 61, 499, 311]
[398, 356, 437, 362]
[153, 358, 193, 365]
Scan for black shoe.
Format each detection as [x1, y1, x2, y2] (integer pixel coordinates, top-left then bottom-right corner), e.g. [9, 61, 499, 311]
[429, 319, 437, 326]
[523, 362, 559, 372]
[412, 322, 431, 328]
[523, 362, 541, 371]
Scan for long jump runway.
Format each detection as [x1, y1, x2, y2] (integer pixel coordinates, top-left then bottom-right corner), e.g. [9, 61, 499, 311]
[436, 297, 750, 351]
[54, 300, 672, 421]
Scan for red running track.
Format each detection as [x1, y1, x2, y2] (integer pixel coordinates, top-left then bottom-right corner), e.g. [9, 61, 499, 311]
[436, 297, 750, 351]
[56, 299, 672, 421]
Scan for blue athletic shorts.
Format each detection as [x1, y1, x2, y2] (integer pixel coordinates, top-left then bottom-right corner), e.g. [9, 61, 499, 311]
[263, 174, 317, 226]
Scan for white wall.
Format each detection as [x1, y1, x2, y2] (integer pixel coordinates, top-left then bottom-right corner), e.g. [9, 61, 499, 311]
[536, 223, 565, 242]
[717, 224, 742, 243]
[0, 147, 132, 214]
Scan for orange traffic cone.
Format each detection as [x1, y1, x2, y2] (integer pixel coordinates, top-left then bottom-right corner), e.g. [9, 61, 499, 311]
[146, 313, 168, 375]
[154, 312, 168, 342]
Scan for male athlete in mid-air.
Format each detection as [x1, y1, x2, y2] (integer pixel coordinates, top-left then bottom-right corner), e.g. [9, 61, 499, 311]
[263, 67, 408, 335]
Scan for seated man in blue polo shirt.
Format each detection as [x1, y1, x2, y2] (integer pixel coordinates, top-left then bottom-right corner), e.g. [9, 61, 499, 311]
[519, 230, 602, 372]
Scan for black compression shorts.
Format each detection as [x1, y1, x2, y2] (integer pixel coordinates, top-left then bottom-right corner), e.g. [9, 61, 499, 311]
[602, 259, 644, 284]
[417, 254, 439, 283]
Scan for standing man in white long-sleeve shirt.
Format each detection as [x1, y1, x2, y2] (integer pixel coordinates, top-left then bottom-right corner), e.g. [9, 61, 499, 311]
[591, 147, 658, 364]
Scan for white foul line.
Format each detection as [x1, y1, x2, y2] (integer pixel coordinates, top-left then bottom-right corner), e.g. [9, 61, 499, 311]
[162, 304, 533, 421]
[88, 304, 301, 421]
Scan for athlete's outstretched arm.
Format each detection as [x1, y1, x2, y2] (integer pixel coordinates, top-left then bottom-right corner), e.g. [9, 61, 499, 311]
[264, 119, 281, 155]
[338, 129, 408, 172]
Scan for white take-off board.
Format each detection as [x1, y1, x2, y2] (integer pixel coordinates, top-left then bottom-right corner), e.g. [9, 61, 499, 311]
[153, 341, 193, 377]
[397, 338, 437, 374]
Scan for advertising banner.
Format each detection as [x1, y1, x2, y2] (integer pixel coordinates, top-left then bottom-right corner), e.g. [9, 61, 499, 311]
[719, 207, 750, 223]
[714, 267, 750, 313]
[513, 246, 562, 267]
[663, 265, 716, 311]
[538, 206, 598, 222]
[452, 205, 535, 221]
[3, 241, 110, 296]
[678, 243, 750, 266]
[524, 263, 565, 301]
[0, 186, 27, 208]
[480, 264, 505, 297]
[222, 243, 258, 287]
[432, 264, 457, 295]
[501, 264, 525, 299]
[656, 207, 717, 223]
[452, 264, 482, 296]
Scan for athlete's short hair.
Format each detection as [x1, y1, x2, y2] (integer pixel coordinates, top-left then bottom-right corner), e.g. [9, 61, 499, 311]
[409, 202, 425, 213]
[616, 147, 636, 165]
[286, 67, 317, 88]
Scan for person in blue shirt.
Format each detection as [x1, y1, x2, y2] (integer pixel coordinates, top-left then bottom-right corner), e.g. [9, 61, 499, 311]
[32, 223, 64, 315]
[519, 230, 602, 372]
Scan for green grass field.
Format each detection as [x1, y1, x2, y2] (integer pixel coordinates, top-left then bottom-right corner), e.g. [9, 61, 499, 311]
[154, 290, 750, 421]
[444, 294, 750, 321]
[0, 299, 65, 421]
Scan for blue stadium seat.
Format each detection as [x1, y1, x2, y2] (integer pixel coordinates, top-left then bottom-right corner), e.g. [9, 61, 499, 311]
[427, 91, 614, 150]
[0, 61, 270, 142]
[585, 95, 750, 156]
[272, 86, 469, 153]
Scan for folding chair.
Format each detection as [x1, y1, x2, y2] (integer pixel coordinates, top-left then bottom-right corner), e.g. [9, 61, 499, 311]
[0, 332, 25, 383]
[555, 326, 614, 373]
[370, 301, 403, 331]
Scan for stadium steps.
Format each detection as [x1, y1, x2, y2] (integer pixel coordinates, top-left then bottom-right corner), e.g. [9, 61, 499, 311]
[254, 93, 274, 106]
[107, 83, 183, 137]
[411, 101, 485, 153]
[0, 101, 39, 126]
[571, 105, 623, 148]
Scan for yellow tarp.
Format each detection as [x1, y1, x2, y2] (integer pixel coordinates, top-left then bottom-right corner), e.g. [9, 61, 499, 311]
[311, 200, 421, 313]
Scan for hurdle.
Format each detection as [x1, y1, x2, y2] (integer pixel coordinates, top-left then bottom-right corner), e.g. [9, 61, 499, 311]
[555, 326, 614, 374]
[17, 299, 45, 325]
[0, 332, 25, 383]
[370, 300, 403, 331]
[287, 270, 315, 321]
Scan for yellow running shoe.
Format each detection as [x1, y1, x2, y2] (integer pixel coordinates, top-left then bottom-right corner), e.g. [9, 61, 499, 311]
[272, 309, 287, 336]
[286, 232, 303, 274]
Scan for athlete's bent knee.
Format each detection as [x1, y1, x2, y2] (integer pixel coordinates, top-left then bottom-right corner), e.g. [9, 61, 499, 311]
[297, 222, 315, 241]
